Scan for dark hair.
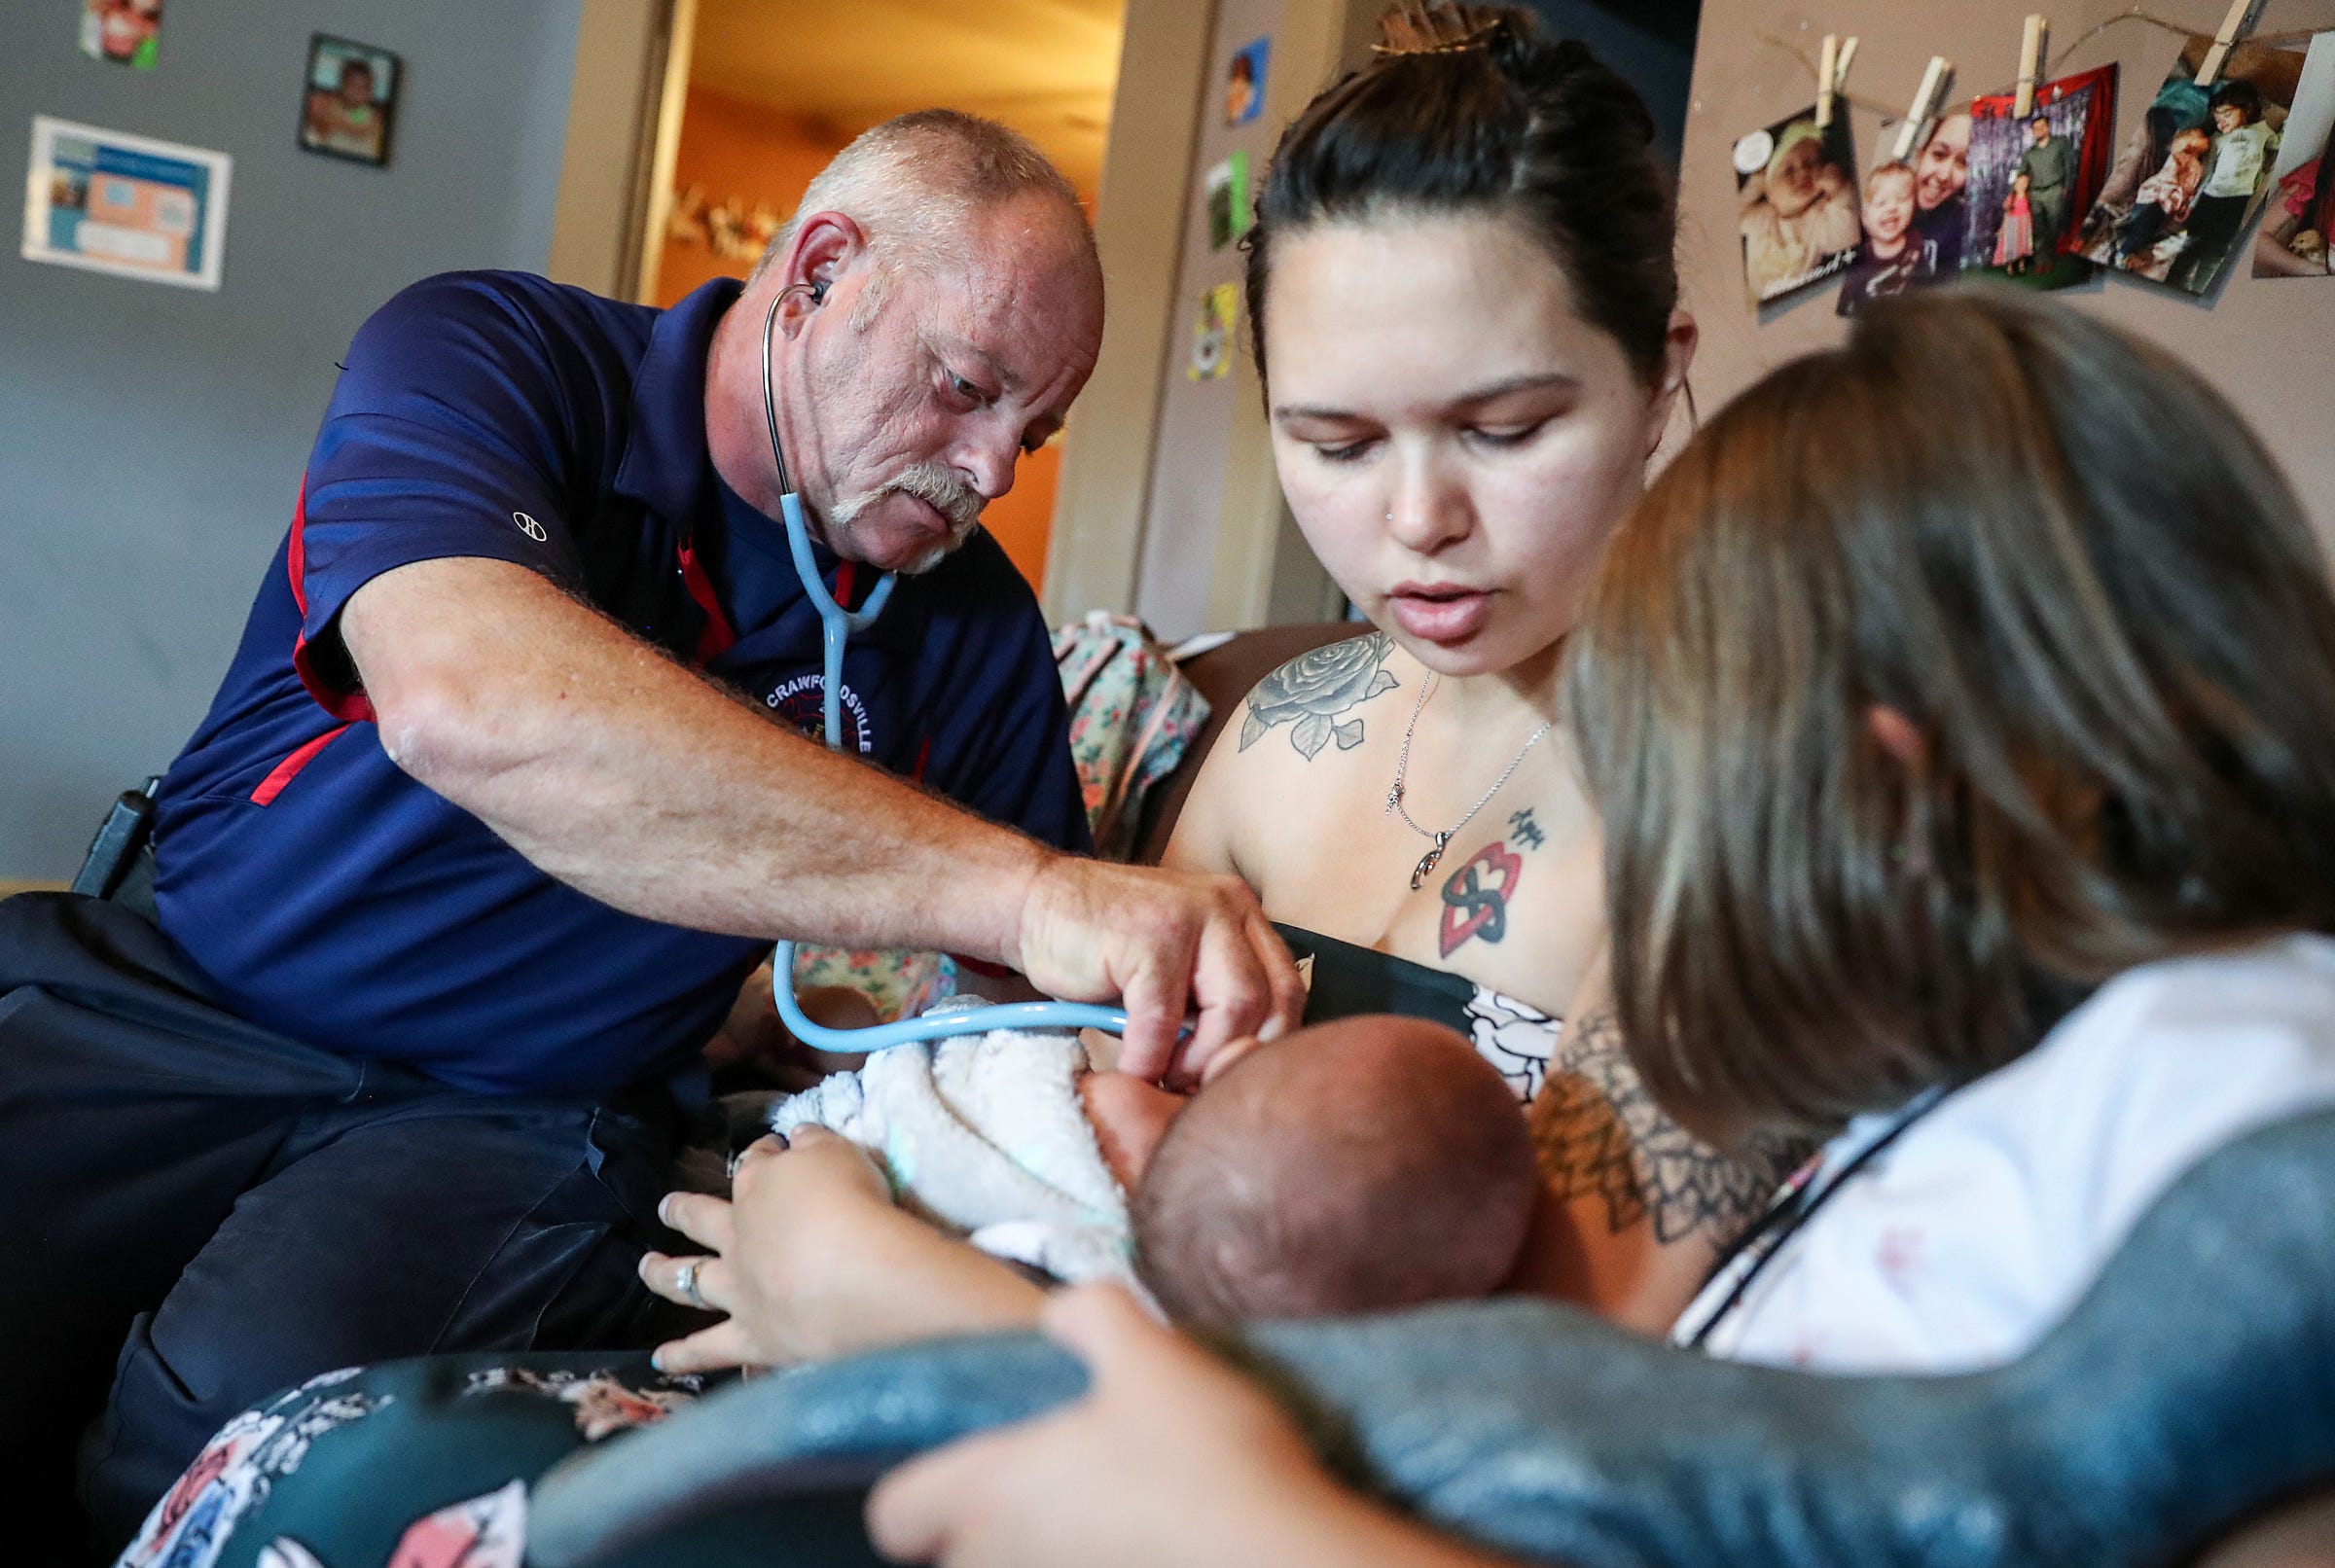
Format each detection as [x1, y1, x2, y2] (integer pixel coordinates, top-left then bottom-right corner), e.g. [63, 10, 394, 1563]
[1565, 290, 2335, 1141]
[2140, 104, 2180, 171]
[1131, 1017, 1537, 1324]
[1242, 3, 1676, 385]
[2209, 79, 2264, 123]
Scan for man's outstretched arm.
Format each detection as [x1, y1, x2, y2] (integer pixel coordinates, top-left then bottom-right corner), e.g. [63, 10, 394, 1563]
[340, 555, 1303, 1074]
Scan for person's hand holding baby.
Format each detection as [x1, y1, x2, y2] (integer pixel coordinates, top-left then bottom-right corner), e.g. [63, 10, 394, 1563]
[643, 1128, 1047, 1372]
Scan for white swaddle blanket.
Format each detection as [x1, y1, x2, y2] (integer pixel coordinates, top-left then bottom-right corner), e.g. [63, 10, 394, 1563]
[769, 1025, 1134, 1286]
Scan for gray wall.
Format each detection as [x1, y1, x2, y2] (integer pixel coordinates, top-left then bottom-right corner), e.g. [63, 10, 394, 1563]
[0, 0, 583, 879]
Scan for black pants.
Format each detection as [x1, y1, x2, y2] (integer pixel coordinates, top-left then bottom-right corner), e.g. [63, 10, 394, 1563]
[0, 894, 691, 1563]
[2172, 191, 2253, 289]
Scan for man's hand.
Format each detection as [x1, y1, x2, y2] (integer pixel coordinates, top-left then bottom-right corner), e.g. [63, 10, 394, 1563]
[1007, 860, 1305, 1085]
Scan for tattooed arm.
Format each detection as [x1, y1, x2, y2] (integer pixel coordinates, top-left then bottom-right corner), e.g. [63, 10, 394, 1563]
[1509, 953, 1810, 1335]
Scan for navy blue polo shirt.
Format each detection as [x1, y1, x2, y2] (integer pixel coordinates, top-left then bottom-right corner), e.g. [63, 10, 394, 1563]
[153, 271, 1090, 1097]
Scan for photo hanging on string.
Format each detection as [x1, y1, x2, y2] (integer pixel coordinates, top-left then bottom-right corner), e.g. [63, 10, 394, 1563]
[1963, 64, 2116, 292]
[1734, 106, 1861, 306]
[2251, 31, 2335, 280]
[2074, 34, 2301, 295]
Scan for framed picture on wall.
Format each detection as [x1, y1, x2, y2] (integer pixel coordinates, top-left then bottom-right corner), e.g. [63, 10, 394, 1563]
[299, 34, 400, 167]
[22, 115, 231, 290]
[79, 0, 163, 69]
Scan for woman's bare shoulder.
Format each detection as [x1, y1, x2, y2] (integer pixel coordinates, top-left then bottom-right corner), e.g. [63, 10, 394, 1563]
[1163, 632, 1413, 878]
[1234, 631, 1407, 763]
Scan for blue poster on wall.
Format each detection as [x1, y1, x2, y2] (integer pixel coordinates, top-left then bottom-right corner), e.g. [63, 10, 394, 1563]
[21, 115, 231, 290]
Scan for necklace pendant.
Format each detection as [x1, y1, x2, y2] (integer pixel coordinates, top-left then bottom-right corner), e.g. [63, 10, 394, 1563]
[1383, 782, 1402, 815]
[1410, 832, 1453, 891]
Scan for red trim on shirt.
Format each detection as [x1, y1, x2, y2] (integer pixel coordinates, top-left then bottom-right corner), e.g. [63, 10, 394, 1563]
[912, 736, 932, 782]
[834, 560, 857, 609]
[286, 478, 377, 724]
[677, 540, 736, 665]
[251, 723, 351, 805]
[287, 479, 311, 617]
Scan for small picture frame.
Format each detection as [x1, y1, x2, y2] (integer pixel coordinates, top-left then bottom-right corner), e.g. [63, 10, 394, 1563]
[299, 34, 399, 168]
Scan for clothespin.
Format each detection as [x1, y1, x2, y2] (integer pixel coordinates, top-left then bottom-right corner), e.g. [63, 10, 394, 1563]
[1815, 34, 1859, 129]
[2194, 0, 2258, 87]
[2014, 15, 2048, 118]
[1892, 55, 1956, 161]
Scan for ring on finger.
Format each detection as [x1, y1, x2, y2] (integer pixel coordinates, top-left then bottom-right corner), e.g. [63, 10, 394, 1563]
[674, 1257, 711, 1311]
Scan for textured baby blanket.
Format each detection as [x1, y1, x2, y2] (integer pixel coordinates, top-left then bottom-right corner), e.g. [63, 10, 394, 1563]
[770, 1025, 1132, 1285]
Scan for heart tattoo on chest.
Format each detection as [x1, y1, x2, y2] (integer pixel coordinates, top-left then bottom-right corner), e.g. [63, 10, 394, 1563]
[1438, 840, 1525, 957]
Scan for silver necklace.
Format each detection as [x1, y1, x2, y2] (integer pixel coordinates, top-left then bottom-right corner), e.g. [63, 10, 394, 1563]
[1383, 673, 1553, 889]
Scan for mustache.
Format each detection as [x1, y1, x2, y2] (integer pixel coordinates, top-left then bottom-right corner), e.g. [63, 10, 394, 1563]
[883, 464, 985, 531]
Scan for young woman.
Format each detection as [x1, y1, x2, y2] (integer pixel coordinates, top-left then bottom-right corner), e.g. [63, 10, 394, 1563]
[1154, 0, 1785, 1329]
[868, 288, 2335, 1568]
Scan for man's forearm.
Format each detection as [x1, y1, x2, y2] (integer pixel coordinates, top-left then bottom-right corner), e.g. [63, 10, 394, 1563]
[342, 555, 1046, 961]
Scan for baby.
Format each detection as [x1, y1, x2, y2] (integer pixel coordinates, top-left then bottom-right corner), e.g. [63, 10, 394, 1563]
[769, 1013, 1539, 1324]
[1837, 161, 1922, 315]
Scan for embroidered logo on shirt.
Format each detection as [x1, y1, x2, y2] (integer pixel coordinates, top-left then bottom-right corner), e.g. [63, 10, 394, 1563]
[511, 512, 548, 542]
[766, 673, 874, 754]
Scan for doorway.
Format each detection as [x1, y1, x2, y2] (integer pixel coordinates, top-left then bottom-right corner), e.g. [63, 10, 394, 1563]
[641, 0, 1127, 590]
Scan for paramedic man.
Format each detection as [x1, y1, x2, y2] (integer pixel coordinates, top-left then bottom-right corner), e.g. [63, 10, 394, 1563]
[0, 113, 1300, 1552]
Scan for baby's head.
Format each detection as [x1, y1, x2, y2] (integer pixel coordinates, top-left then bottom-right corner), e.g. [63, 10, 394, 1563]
[1113, 1016, 1539, 1325]
[2172, 126, 2212, 162]
[1862, 162, 1917, 250]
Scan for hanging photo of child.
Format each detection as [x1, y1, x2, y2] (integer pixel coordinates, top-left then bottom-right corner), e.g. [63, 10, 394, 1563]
[1963, 65, 2116, 291]
[299, 35, 400, 167]
[2077, 36, 2302, 295]
[1836, 161, 1923, 314]
[79, 0, 162, 69]
[1734, 107, 1860, 306]
[2253, 32, 2335, 279]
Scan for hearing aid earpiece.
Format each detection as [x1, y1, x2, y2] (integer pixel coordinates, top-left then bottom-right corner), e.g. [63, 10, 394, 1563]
[808, 277, 830, 303]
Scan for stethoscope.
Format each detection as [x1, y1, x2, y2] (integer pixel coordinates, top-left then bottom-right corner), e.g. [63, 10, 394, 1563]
[755, 283, 1138, 1051]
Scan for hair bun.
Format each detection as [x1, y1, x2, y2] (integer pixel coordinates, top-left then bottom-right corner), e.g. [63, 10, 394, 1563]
[1372, 1, 1511, 57]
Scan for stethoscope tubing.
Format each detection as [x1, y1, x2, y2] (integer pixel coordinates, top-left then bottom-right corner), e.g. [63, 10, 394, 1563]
[755, 285, 1133, 1050]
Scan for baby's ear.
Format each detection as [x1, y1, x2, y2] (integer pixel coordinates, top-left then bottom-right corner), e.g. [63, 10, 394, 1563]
[1199, 1036, 1263, 1087]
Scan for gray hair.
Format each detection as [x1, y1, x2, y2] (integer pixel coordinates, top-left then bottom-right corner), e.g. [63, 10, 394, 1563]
[752, 110, 1090, 322]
